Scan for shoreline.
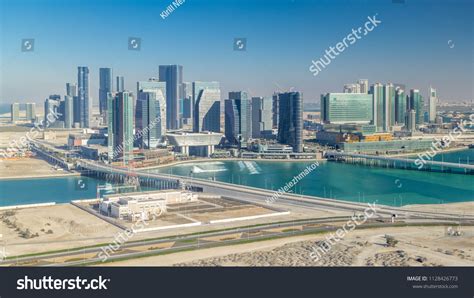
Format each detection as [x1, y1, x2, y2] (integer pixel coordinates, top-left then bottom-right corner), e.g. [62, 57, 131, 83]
[0, 172, 80, 181]
[387, 146, 470, 158]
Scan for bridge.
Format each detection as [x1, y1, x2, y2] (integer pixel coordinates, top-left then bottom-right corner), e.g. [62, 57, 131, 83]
[325, 151, 474, 175]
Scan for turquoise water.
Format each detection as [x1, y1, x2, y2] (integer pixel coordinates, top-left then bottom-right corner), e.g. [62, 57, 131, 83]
[150, 159, 473, 206]
[0, 176, 104, 206]
[0, 150, 473, 207]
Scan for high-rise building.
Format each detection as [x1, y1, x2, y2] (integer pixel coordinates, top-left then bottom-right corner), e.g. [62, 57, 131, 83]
[107, 91, 134, 164]
[407, 109, 417, 132]
[77, 66, 90, 128]
[159, 65, 183, 130]
[224, 99, 240, 145]
[99, 68, 113, 117]
[192, 81, 221, 133]
[25, 103, 36, 122]
[10, 103, 20, 123]
[383, 83, 395, 131]
[370, 83, 384, 132]
[394, 88, 406, 125]
[428, 86, 437, 123]
[343, 84, 360, 93]
[63, 96, 74, 128]
[228, 91, 252, 144]
[409, 89, 424, 125]
[272, 93, 279, 128]
[277, 92, 303, 153]
[116, 76, 125, 92]
[251, 96, 273, 138]
[320, 93, 372, 124]
[136, 89, 167, 148]
[66, 83, 77, 97]
[358, 79, 369, 94]
[44, 97, 61, 127]
[182, 82, 193, 126]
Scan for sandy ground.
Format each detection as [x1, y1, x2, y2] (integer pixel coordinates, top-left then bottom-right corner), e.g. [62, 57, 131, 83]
[0, 157, 77, 179]
[404, 201, 474, 216]
[106, 226, 474, 267]
[0, 204, 122, 256]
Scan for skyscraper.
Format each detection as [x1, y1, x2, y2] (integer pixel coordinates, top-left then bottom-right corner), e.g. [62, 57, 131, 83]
[159, 65, 183, 130]
[77, 66, 90, 128]
[10, 103, 20, 123]
[44, 97, 61, 127]
[108, 91, 134, 164]
[277, 92, 303, 153]
[251, 96, 273, 138]
[63, 96, 74, 128]
[116, 76, 125, 92]
[272, 93, 279, 128]
[229, 91, 252, 144]
[192, 81, 221, 133]
[99, 68, 113, 117]
[370, 83, 384, 131]
[394, 87, 406, 125]
[343, 84, 359, 93]
[25, 103, 36, 122]
[407, 109, 417, 132]
[66, 83, 77, 97]
[224, 99, 240, 146]
[358, 79, 369, 94]
[136, 89, 167, 148]
[428, 86, 437, 122]
[383, 83, 395, 131]
[320, 93, 372, 124]
[409, 89, 424, 125]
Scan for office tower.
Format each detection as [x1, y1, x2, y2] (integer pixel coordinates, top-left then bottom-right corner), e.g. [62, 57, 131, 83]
[394, 88, 406, 125]
[25, 103, 36, 121]
[77, 66, 90, 128]
[137, 78, 167, 100]
[343, 84, 359, 93]
[428, 86, 437, 122]
[44, 97, 61, 127]
[136, 89, 167, 148]
[320, 93, 372, 124]
[358, 79, 369, 94]
[225, 99, 240, 145]
[229, 91, 252, 143]
[192, 81, 221, 133]
[370, 83, 384, 132]
[407, 109, 417, 132]
[63, 96, 73, 128]
[383, 83, 395, 131]
[116, 76, 125, 92]
[108, 91, 134, 164]
[159, 65, 183, 130]
[409, 89, 424, 125]
[272, 93, 279, 128]
[251, 97, 273, 138]
[277, 92, 303, 153]
[66, 83, 77, 97]
[99, 68, 113, 117]
[10, 103, 20, 123]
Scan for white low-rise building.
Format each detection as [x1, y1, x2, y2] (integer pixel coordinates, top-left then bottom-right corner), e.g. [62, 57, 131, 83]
[99, 190, 198, 221]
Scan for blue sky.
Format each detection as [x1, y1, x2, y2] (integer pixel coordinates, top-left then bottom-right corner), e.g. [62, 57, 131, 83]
[0, 0, 473, 104]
